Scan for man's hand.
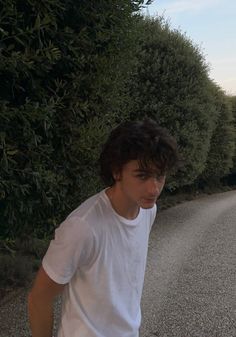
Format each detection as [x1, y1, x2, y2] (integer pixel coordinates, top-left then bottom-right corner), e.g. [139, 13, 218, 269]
[28, 266, 65, 337]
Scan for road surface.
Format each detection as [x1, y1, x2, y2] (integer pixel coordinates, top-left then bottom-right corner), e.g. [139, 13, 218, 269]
[141, 190, 236, 337]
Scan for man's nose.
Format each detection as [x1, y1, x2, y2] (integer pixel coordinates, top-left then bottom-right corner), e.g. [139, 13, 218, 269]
[147, 178, 161, 195]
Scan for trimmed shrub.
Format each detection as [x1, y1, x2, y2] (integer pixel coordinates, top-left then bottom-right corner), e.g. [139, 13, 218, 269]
[0, 0, 147, 238]
[230, 96, 236, 172]
[199, 87, 235, 184]
[127, 17, 218, 188]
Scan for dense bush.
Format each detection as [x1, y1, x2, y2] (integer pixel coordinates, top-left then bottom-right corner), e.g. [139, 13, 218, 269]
[0, 0, 147, 238]
[1, 2, 235, 242]
[221, 96, 236, 186]
[126, 17, 219, 188]
[230, 96, 236, 172]
[199, 87, 235, 184]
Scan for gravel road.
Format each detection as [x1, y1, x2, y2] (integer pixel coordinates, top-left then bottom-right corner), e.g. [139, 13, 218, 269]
[1, 190, 236, 337]
[141, 190, 236, 337]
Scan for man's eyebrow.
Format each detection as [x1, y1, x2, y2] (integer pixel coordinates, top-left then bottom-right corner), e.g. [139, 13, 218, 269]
[133, 168, 162, 175]
[133, 169, 149, 173]
[133, 168, 165, 177]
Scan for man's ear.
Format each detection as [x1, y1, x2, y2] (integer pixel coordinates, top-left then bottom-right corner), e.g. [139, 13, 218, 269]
[113, 170, 121, 182]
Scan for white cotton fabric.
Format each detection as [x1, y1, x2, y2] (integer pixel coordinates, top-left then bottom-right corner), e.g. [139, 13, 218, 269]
[42, 189, 156, 337]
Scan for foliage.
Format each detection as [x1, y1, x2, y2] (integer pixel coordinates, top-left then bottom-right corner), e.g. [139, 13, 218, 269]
[229, 96, 236, 173]
[1, 1, 236, 242]
[126, 17, 219, 188]
[0, 236, 49, 288]
[0, 0, 146, 238]
[199, 87, 235, 184]
[0, 254, 34, 287]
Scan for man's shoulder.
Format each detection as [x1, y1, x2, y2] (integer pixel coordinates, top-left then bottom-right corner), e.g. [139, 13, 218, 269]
[54, 190, 107, 241]
[66, 189, 108, 223]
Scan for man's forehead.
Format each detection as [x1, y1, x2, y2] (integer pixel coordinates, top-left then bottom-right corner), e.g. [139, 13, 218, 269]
[125, 160, 164, 174]
[133, 163, 163, 175]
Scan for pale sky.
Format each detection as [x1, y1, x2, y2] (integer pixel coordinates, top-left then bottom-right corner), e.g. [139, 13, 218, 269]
[142, 0, 236, 96]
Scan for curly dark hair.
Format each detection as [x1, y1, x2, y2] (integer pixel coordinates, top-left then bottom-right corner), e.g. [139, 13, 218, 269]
[99, 119, 179, 186]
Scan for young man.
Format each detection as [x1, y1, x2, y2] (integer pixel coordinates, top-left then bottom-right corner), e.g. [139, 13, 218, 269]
[28, 119, 178, 337]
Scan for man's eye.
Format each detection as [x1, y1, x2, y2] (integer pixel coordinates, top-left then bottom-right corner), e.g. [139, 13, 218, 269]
[137, 174, 148, 180]
[156, 175, 165, 181]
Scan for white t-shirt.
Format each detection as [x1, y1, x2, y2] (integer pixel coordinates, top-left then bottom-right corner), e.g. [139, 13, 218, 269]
[43, 189, 156, 337]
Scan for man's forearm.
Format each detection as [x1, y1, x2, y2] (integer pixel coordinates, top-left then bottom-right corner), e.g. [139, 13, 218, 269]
[28, 292, 54, 337]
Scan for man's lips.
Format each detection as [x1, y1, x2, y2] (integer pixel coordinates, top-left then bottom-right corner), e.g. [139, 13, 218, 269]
[143, 197, 157, 202]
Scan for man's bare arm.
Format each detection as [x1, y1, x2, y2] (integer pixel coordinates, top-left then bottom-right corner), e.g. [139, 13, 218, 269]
[28, 266, 65, 337]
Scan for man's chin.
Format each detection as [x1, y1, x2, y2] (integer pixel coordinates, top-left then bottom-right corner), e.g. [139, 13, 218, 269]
[140, 200, 157, 209]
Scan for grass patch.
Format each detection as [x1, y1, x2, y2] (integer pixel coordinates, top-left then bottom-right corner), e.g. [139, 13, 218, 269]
[0, 237, 50, 301]
[0, 254, 34, 288]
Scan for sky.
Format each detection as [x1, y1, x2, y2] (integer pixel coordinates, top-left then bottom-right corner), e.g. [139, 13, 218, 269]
[142, 0, 236, 96]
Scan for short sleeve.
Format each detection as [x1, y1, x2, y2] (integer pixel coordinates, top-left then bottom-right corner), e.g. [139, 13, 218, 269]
[42, 216, 94, 284]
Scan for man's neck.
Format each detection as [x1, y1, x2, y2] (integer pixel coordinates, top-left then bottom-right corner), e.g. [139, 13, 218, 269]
[106, 187, 139, 220]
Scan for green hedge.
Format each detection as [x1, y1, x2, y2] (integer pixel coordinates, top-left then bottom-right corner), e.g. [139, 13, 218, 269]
[199, 87, 235, 183]
[0, 0, 146, 238]
[126, 17, 221, 188]
[1, 3, 235, 239]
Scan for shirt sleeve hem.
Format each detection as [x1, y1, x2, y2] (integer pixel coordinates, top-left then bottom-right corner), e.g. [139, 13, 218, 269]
[42, 259, 71, 285]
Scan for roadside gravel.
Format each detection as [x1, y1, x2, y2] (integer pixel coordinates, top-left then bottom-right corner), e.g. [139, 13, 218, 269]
[0, 288, 61, 337]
